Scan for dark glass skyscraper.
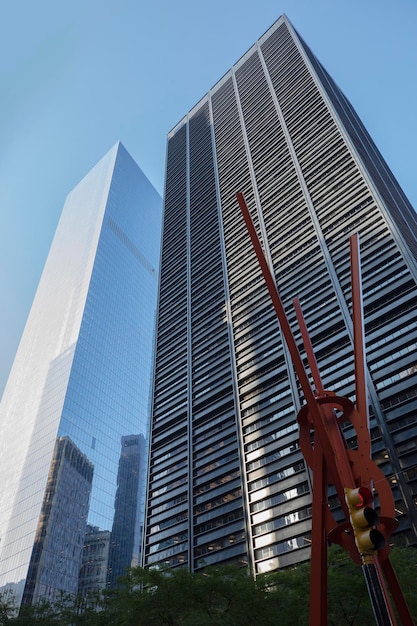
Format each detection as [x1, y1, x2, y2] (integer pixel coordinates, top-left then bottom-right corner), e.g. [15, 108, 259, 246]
[0, 142, 161, 605]
[144, 14, 417, 576]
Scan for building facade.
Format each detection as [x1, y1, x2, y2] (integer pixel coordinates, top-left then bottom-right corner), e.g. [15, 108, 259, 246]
[144, 15, 417, 576]
[78, 526, 111, 596]
[22, 437, 94, 604]
[107, 434, 146, 587]
[0, 143, 161, 605]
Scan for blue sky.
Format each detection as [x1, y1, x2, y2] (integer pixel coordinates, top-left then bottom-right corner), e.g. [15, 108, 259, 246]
[1, 0, 416, 395]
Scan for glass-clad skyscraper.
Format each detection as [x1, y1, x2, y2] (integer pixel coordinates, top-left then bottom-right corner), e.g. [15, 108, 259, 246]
[0, 142, 161, 605]
[144, 14, 417, 576]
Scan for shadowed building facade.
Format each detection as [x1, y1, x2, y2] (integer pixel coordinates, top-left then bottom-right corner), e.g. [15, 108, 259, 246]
[78, 525, 111, 596]
[22, 437, 94, 605]
[144, 15, 417, 575]
[0, 143, 161, 605]
[107, 434, 146, 587]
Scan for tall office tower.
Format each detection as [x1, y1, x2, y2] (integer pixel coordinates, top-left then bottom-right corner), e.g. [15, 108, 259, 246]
[0, 142, 161, 606]
[144, 14, 417, 576]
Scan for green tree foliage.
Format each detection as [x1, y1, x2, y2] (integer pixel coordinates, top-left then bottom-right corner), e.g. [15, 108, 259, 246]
[326, 545, 417, 625]
[3, 546, 416, 625]
[326, 546, 374, 625]
[390, 545, 417, 617]
[264, 545, 417, 626]
[99, 564, 277, 626]
[0, 590, 15, 625]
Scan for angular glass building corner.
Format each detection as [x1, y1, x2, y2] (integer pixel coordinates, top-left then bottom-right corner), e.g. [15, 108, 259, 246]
[0, 142, 162, 607]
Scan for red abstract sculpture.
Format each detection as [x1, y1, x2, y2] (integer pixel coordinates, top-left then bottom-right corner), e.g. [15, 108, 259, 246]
[236, 191, 413, 626]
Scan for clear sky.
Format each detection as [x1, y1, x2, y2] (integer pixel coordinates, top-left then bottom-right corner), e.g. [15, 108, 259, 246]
[1, 0, 416, 396]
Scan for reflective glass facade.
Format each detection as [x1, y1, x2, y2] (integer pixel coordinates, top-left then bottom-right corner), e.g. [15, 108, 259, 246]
[144, 15, 417, 576]
[0, 142, 161, 605]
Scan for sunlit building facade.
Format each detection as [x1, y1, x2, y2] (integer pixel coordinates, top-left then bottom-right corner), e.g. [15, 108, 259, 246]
[144, 15, 417, 575]
[0, 142, 161, 605]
